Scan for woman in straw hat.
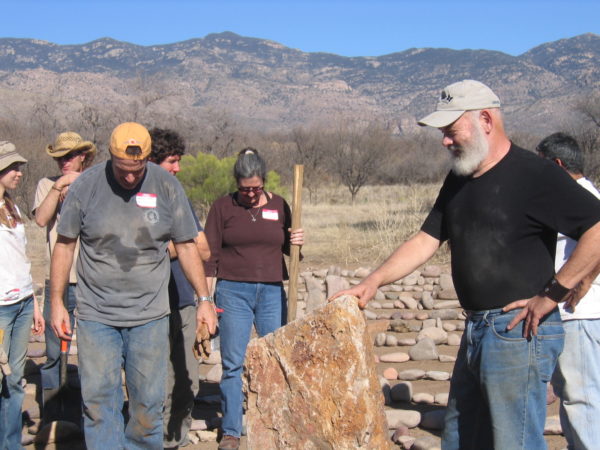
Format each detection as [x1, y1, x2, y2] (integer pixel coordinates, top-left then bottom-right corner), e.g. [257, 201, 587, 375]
[0, 141, 45, 449]
[31, 131, 95, 423]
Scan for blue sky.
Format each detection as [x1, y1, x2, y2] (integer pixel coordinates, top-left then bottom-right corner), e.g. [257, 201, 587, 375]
[2, 0, 598, 57]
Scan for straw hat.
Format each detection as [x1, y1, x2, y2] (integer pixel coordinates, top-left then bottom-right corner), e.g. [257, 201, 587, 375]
[46, 131, 97, 159]
[0, 141, 27, 172]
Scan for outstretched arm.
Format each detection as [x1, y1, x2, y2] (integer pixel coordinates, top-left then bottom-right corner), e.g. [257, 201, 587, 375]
[329, 230, 440, 308]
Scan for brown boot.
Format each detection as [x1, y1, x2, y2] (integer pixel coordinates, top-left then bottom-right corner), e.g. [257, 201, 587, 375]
[218, 435, 240, 449]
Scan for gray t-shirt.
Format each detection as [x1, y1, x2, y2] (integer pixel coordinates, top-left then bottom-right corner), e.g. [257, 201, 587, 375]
[58, 161, 197, 327]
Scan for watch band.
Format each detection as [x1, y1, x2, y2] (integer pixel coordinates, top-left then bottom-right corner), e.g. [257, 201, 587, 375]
[197, 295, 214, 303]
[540, 277, 570, 302]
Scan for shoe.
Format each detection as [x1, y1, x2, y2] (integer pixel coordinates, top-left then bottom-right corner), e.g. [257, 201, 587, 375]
[218, 434, 240, 449]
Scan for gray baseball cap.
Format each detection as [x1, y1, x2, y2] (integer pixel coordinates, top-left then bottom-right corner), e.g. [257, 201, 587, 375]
[418, 80, 501, 128]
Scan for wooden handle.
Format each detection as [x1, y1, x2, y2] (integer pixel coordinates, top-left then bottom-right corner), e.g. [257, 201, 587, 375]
[287, 165, 304, 323]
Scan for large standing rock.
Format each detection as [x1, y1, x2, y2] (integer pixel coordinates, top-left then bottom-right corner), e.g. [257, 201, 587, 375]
[243, 296, 392, 449]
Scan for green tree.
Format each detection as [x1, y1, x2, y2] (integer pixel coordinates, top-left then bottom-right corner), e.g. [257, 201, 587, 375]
[178, 152, 286, 218]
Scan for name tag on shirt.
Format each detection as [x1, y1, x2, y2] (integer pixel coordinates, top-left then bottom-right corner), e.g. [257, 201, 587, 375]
[262, 209, 278, 221]
[136, 193, 157, 208]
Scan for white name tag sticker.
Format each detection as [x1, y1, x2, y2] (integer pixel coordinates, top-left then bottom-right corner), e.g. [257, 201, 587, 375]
[262, 209, 279, 221]
[136, 193, 157, 208]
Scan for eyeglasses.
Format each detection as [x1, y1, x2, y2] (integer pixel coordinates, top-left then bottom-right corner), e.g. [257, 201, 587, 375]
[238, 186, 263, 195]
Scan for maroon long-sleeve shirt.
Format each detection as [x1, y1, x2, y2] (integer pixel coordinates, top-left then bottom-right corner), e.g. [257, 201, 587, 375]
[204, 192, 291, 282]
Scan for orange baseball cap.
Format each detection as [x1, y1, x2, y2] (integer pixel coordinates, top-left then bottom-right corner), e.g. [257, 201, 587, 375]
[109, 122, 151, 160]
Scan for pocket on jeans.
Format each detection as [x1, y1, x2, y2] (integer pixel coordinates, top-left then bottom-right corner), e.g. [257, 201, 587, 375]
[490, 314, 528, 342]
[535, 321, 564, 382]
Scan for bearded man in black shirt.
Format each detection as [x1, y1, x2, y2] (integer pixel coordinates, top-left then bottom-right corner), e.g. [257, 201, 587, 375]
[331, 80, 600, 449]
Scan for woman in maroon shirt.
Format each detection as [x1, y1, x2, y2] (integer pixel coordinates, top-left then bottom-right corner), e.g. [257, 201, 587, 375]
[204, 148, 303, 450]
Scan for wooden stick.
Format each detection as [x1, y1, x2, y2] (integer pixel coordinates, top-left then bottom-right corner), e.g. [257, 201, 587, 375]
[287, 164, 304, 322]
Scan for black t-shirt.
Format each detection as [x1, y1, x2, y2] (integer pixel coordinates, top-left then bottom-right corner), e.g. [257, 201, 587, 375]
[421, 145, 600, 311]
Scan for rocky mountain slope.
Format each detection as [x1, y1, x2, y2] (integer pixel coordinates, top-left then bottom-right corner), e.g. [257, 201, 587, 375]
[0, 32, 598, 133]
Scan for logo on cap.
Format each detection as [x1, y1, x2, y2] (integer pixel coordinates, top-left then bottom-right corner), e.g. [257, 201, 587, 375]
[440, 90, 453, 103]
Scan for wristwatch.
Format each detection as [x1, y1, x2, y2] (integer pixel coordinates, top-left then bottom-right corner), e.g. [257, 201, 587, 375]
[540, 277, 570, 302]
[196, 295, 214, 304]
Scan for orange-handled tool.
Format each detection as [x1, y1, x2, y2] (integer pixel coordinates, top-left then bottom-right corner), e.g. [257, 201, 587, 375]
[59, 324, 68, 391]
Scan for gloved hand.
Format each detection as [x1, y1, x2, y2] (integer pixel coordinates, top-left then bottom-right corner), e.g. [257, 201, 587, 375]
[193, 322, 212, 360]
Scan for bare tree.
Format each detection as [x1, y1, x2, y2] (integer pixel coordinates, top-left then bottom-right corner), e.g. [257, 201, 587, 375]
[568, 122, 600, 181]
[61, 104, 117, 161]
[379, 130, 449, 185]
[289, 127, 329, 203]
[124, 74, 176, 123]
[328, 122, 394, 203]
[563, 94, 600, 182]
[192, 108, 240, 158]
[577, 93, 600, 129]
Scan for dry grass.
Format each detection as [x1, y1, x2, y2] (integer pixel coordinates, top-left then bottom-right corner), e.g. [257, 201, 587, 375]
[298, 183, 450, 271]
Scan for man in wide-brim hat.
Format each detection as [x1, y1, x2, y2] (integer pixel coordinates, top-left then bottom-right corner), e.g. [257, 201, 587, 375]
[32, 131, 96, 424]
[45, 131, 96, 170]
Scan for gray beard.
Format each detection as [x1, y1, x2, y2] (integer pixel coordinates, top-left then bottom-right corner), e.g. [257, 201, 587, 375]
[450, 125, 489, 176]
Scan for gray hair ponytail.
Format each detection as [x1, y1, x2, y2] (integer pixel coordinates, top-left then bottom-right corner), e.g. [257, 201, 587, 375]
[234, 147, 267, 181]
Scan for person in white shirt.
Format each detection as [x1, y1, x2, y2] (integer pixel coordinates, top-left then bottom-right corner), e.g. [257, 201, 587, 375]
[0, 141, 44, 449]
[537, 132, 600, 450]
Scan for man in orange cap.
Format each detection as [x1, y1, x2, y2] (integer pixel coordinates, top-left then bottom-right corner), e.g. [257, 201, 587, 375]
[32, 131, 96, 424]
[49, 122, 217, 449]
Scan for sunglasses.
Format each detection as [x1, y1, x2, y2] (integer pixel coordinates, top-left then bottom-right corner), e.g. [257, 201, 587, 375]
[238, 186, 263, 194]
[54, 150, 84, 163]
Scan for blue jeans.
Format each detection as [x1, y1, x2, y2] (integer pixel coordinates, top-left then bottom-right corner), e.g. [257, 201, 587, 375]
[552, 318, 600, 450]
[0, 296, 34, 450]
[216, 280, 287, 438]
[77, 316, 168, 450]
[41, 280, 77, 391]
[442, 307, 564, 450]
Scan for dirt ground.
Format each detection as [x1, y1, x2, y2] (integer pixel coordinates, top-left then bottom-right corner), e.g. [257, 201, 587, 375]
[21, 317, 567, 450]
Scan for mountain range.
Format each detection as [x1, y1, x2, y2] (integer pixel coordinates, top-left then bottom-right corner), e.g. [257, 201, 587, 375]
[0, 32, 598, 134]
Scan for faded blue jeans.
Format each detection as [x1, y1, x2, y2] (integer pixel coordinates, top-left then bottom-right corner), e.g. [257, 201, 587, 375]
[0, 295, 34, 450]
[551, 318, 600, 450]
[41, 280, 76, 391]
[216, 280, 287, 438]
[442, 307, 564, 450]
[77, 316, 168, 450]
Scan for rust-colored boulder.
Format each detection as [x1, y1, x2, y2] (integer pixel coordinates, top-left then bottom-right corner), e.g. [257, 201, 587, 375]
[243, 296, 392, 449]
